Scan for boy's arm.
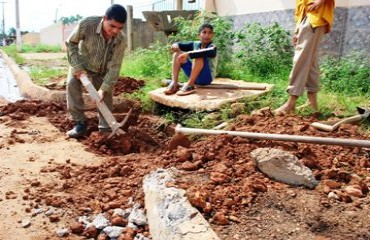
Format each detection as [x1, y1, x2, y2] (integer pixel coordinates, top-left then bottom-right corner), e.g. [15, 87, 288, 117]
[177, 41, 195, 52]
[189, 43, 217, 59]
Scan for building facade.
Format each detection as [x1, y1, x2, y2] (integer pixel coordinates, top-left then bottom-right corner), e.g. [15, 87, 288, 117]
[204, 0, 370, 56]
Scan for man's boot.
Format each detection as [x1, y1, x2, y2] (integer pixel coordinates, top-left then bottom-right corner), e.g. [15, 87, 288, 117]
[66, 121, 87, 138]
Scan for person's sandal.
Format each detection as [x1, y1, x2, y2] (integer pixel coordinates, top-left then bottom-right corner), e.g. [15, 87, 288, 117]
[176, 84, 195, 96]
[164, 83, 180, 95]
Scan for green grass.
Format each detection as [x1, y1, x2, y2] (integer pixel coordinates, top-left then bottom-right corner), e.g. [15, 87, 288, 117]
[1, 44, 25, 64]
[28, 66, 65, 86]
[20, 44, 62, 53]
[3, 29, 369, 132]
[120, 48, 370, 130]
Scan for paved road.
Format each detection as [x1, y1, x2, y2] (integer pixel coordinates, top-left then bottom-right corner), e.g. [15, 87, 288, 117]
[0, 55, 22, 102]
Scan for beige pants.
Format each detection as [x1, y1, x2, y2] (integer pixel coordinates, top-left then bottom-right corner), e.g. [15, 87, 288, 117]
[287, 17, 326, 96]
[66, 68, 113, 130]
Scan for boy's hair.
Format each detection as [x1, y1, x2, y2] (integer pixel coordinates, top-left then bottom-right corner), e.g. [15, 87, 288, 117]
[198, 23, 214, 33]
[105, 4, 127, 23]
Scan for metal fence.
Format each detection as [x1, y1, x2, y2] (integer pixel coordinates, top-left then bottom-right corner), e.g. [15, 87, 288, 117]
[152, 0, 202, 11]
[132, 0, 202, 20]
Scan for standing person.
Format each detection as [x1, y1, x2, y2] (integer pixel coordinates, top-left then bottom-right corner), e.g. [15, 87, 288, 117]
[65, 4, 127, 138]
[164, 23, 217, 96]
[274, 0, 335, 114]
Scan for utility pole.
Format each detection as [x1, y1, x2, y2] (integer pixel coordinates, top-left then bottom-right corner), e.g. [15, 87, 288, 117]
[126, 5, 133, 53]
[0, 1, 6, 46]
[176, 0, 183, 10]
[111, 0, 114, 4]
[15, 0, 21, 51]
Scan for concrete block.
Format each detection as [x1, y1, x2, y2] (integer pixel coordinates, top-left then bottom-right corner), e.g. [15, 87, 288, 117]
[149, 78, 273, 111]
[143, 168, 220, 240]
[251, 148, 318, 189]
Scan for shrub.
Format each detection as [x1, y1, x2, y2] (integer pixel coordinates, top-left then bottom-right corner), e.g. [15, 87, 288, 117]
[234, 22, 293, 77]
[121, 42, 171, 79]
[320, 52, 370, 96]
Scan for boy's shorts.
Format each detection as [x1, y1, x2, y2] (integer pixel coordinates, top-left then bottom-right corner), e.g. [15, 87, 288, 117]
[181, 58, 213, 85]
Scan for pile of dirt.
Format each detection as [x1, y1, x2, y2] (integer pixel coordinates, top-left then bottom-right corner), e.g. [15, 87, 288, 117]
[1, 100, 370, 239]
[113, 77, 145, 96]
[41, 76, 145, 97]
[0, 99, 164, 156]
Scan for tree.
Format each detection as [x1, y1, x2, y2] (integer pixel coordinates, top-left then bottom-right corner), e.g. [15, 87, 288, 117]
[8, 27, 16, 37]
[59, 15, 83, 25]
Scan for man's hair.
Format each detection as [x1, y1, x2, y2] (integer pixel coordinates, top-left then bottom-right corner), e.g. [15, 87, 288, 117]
[198, 23, 213, 33]
[105, 4, 127, 23]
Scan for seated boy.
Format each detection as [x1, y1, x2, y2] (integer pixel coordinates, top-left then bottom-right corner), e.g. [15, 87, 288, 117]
[164, 23, 217, 96]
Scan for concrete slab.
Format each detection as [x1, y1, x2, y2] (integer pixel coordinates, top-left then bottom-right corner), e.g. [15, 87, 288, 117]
[143, 168, 220, 240]
[149, 78, 274, 111]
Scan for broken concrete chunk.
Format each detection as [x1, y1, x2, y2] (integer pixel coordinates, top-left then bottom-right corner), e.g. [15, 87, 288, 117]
[134, 233, 151, 240]
[103, 226, 125, 238]
[143, 168, 220, 240]
[21, 218, 31, 228]
[251, 148, 318, 189]
[55, 228, 69, 237]
[78, 215, 91, 225]
[92, 213, 110, 229]
[113, 208, 131, 218]
[128, 207, 147, 226]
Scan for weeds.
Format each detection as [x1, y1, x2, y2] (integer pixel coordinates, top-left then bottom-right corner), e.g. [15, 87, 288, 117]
[234, 22, 293, 77]
[28, 66, 65, 86]
[3, 18, 370, 130]
[1, 44, 25, 64]
[20, 44, 62, 53]
[320, 51, 370, 96]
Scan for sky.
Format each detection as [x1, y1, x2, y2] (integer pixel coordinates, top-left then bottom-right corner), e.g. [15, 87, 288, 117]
[4, 0, 156, 33]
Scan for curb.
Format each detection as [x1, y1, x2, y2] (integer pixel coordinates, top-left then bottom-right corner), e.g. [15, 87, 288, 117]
[0, 50, 128, 110]
[143, 168, 220, 240]
[0, 50, 66, 102]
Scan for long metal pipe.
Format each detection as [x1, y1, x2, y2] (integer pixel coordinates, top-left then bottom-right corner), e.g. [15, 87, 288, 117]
[175, 125, 370, 148]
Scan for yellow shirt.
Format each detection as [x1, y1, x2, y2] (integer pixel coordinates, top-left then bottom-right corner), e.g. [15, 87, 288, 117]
[295, 0, 335, 33]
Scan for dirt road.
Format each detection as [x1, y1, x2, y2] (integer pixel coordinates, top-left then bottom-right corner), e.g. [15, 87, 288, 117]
[0, 116, 104, 240]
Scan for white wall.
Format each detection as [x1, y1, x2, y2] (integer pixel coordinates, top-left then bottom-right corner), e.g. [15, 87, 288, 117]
[40, 23, 63, 46]
[207, 0, 370, 16]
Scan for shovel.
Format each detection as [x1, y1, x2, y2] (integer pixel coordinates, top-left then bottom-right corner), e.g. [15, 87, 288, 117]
[80, 74, 132, 139]
[311, 107, 370, 132]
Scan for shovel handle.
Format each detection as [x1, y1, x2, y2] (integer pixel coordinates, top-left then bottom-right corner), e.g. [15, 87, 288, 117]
[311, 114, 362, 132]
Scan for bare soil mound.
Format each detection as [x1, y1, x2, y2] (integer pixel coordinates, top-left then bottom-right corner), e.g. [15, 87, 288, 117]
[1, 100, 370, 240]
[41, 76, 145, 97]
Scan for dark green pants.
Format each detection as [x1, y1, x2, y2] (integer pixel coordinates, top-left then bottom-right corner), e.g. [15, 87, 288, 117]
[66, 68, 113, 130]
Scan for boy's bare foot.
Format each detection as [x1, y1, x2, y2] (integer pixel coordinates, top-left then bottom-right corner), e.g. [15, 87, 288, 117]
[296, 102, 318, 112]
[273, 103, 295, 115]
[274, 95, 298, 115]
[302, 92, 319, 111]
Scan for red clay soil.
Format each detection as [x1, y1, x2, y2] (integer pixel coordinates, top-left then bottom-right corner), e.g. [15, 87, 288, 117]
[1, 99, 370, 239]
[44, 76, 145, 96]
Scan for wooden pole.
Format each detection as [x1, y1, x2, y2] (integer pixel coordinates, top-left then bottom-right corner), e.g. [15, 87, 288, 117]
[126, 5, 133, 53]
[0, 1, 6, 46]
[15, 0, 21, 51]
[176, 0, 183, 10]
